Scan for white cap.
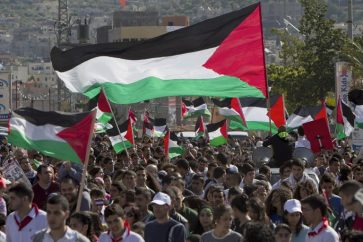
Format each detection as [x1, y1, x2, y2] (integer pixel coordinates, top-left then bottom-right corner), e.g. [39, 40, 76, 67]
[150, 192, 171, 206]
[284, 199, 302, 213]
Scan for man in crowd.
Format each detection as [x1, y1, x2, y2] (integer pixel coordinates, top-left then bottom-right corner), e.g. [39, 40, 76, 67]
[6, 182, 48, 242]
[32, 194, 89, 242]
[144, 192, 186, 242]
[60, 176, 91, 214]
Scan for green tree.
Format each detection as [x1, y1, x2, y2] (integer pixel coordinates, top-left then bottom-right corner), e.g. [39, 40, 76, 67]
[268, 0, 347, 111]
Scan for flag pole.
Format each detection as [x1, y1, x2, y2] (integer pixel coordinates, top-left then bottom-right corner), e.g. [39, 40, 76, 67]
[76, 109, 97, 212]
[101, 87, 131, 160]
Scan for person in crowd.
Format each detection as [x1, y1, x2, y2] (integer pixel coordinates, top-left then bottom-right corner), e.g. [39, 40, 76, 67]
[110, 181, 126, 201]
[301, 194, 339, 242]
[19, 156, 37, 185]
[175, 159, 195, 188]
[243, 222, 276, 242]
[101, 157, 115, 177]
[193, 206, 214, 235]
[283, 199, 309, 242]
[325, 157, 341, 177]
[272, 163, 292, 190]
[132, 221, 145, 238]
[263, 125, 295, 167]
[32, 164, 60, 210]
[144, 192, 186, 242]
[341, 230, 363, 242]
[274, 223, 292, 242]
[135, 187, 154, 223]
[295, 126, 311, 149]
[6, 182, 48, 242]
[90, 188, 106, 225]
[239, 162, 257, 188]
[319, 173, 343, 219]
[283, 158, 318, 191]
[293, 180, 318, 200]
[247, 197, 273, 227]
[266, 188, 293, 224]
[186, 234, 201, 242]
[98, 204, 144, 242]
[190, 174, 205, 199]
[70, 212, 98, 242]
[231, 194, 250, 234]
[32, 194, 90, 242]
[200, 204, 242, 242]
[338, 181, 363, 232]
[122, 170, 137, 191]
[58, 161, 83, 184]
[163, 187, 189, 233]
[60, 176, 91, 214]
[124, 204, 141, 227]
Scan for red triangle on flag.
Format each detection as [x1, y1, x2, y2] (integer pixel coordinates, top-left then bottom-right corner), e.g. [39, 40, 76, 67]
[315, 100, 328, 121]
[57, 111, 95, 163]
[181, 102, 187, 117]
[125, 119, 134, 144]
[98, 90, 112, 113]
[231, 98, 247, 127]
[220, 120, 228, 138]
[164, 131, 170, 156]
[336, 97, 344, 125]
[267, 95, 286, 128]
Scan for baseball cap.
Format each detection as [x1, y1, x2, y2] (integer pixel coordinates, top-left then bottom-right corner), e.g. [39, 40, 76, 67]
[150, 192, 171, 206]
[284, 199, 302, 213]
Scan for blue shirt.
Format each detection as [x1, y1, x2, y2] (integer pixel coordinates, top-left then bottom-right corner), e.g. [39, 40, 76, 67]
[292, 224, 309, 242]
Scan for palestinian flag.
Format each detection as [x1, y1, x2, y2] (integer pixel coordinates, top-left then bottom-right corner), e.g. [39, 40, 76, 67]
[107, 119, 134, 153]
[212, 98, 247, 127]
[207, 120, 228, 147]
[51, 3, 267, 104]
[336, 98, 355, 139]
[96, 90, 112, 124]
[164, 130, 184, 159]
[94, 122, 113, 133]
[349, 89, 363, 128]
[286, 103, 327, 129]
[154, 118, 167, 137]
[182, 97, 211, 118]
[128, 108, 137, 125]
[267, 95, 286, 128]
[8, 108, 95, 164]
[143, 111, 154, 137]
[195, 116, 206, 139]
[229, 96, 278, 132]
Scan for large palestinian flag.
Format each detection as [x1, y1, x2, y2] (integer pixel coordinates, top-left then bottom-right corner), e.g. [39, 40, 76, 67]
[207, 120, 228, 147]
[349, 89, 363, 128]
[8, 108, 96, 164]
[286, 103, 327, 129]
[182, 97, 211, 118]
[212, 98, 247, 127]
[107, 119, 134, 153]
[164, 130, 184, 159]
[51, 3, 267, 104]
[336, 98, 355, 139]
[229, 96, 280, 132]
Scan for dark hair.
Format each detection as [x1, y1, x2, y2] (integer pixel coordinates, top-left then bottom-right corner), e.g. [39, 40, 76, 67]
[297, 126, 305, 136]
[291, 158, 305, 169]
[192, 174, 205, 182]
[213, 167, 225, 179]
[90, 188, 104, 198]
[319, 173, 336, 187]
[60, 176, 79, 187]
[111, 181, 126, 192]
[231, 194, 248, 213]
[186, 234, 201, 242]
[293, 180, 318, 200]
[244, 222, 275, 242]
[339, 181, 362, 196]
[70, 212, 93, 238]
[341, 230, 363, 242]
[88, 166, 103, 178]
[213, 204, 233, 222]
[8, 182, 34, 201]
[275, 223, 291, 234]
[36, 164, 53, 176]
[47, 194, 69, 212]
[135, 187, 152, 200]
[279, 162, 292, 175]
[283, 210, 303, 236]
[241, 163, 255, 175]
[265, 188, 292, 218]
[339, 164, 352, 182]
[247, 197, 266, 222]
[228, 186, 243, 199]
[216, 153, 228, 165]
[122, 170, 136, 179]
[329, 157, 340, 166]
[301, 194, 328, 217]
[175, 159, 190, 170]
[259, 165, 271, 176]
[104, 203, 125, 219]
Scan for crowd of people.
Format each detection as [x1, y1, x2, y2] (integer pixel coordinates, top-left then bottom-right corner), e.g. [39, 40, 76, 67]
[0, 125, 363, 242]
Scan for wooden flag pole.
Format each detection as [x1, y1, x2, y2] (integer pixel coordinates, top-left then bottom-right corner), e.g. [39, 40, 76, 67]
[76, 109, 97, 212]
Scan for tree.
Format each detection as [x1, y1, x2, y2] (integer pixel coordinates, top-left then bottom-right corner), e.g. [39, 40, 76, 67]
[268, 0, 347, 111]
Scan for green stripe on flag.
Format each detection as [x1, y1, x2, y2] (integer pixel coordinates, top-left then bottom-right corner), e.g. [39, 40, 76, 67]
[113, 140, 132, 154]
[335, 123, 346, 140]
[84, 76, 264, 104]
[229, 120, 277, 133]
[8, 130, 82, 164]
[210, 136, 227, 147]
[97, 112, 112, 124]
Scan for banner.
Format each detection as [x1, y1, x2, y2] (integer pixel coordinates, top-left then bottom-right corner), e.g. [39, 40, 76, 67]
[0, 72, 11, 122]
[335, 62, 352, 104]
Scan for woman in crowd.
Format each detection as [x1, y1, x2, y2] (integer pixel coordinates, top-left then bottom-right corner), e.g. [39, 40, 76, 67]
[293, 180, 318, 200]
[282, 199, 309, 242]
[193, 206, 214, 235]
[231, 194, 250, 234]
[247, 197, 274, 228]
[265, 188, 293, 224]
[200, 204, 242, 242]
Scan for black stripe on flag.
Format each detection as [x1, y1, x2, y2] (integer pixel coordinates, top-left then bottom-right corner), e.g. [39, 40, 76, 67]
[107, 120, 128, 136]
[51, 3, 260, 72]
[193, 97, 207, 107]
[342, 101, 355, 127]
[212, 98, 231, 108]
[239, 97, 266, 108]
[349, 89, 363, 105]
[154, 118, 167, 127]
[292, 106, 321, 118]
[182, 99, 193, 107]
[12, 107, 91, 127]
[207, 120, 226, 132]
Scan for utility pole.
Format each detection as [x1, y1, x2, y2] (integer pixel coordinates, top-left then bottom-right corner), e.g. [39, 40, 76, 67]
[348, 0, 353, 40]
[56, 0, 70, 110]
